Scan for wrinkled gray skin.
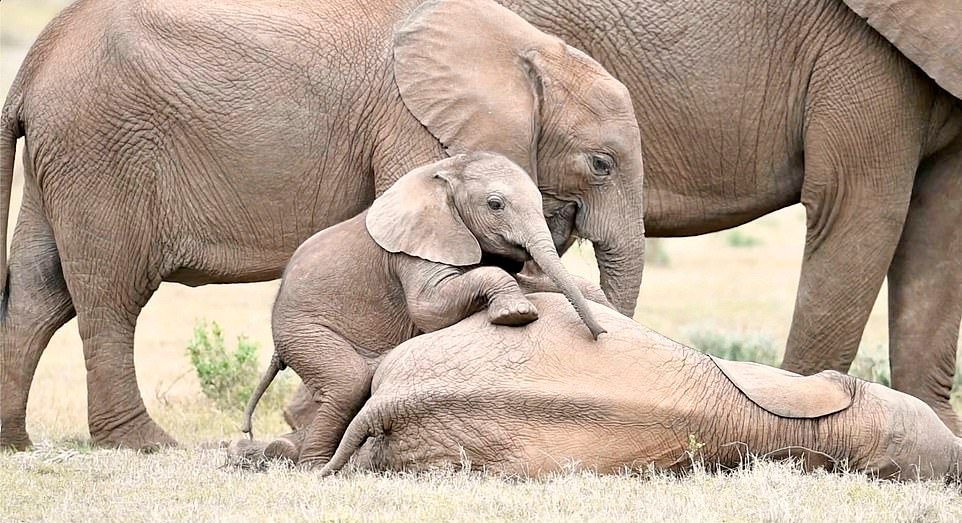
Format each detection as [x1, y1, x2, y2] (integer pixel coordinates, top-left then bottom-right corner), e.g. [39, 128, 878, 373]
[316, 293, 962, 481]
[498, 0, 962, 433]
[239, 153, 608, 465]
[0, 0, 645, 450]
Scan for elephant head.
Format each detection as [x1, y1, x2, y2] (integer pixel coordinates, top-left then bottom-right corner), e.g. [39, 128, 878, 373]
[366, 153, 605, 338]
[393, 0, 646, 317]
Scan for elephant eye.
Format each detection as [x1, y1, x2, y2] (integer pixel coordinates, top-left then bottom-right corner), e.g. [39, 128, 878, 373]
[487, 195, 505, 211]
[589, 154, 614, 177]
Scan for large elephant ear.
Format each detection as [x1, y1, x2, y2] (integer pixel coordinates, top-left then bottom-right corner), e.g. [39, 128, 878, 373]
[710, 356, 854, 419]
[393, 0, 559, 178]
[366, 156, 482, 266]
[843, 0, 962, 99]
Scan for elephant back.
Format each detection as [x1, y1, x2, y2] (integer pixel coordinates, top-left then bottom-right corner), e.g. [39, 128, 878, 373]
[843, 0, 962, 99]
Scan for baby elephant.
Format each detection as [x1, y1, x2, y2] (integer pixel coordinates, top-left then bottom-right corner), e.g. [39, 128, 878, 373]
[321, 293, 962, 481]
[241, 153, 605, 465]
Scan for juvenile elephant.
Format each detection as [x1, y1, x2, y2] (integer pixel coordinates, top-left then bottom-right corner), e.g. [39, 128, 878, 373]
[319, 293, 962, 481]
[499, 0, 962, 432]
[239, 153, 606, 465]
[0, 0, 645, 450]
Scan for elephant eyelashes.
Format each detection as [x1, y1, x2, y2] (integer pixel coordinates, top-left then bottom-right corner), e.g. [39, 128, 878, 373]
[487, 195, 505, 211]
[589, 154, 614, 177]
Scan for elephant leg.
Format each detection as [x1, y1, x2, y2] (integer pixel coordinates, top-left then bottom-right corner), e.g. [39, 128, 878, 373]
[283, 382, 319, 431]
[781, 76, 920, 375]
[276, 325, 372, 467]
[54, 215, 174, 450]
[0, 180, 75, 450]
[888, 143, 962, 434]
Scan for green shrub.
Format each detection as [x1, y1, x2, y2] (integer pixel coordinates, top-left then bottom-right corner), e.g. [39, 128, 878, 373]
[186, 321, 295, 413]
[725, 230, 762, 248]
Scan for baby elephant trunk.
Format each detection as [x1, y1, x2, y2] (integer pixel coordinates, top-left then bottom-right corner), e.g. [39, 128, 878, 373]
[526, 235, 606, 340]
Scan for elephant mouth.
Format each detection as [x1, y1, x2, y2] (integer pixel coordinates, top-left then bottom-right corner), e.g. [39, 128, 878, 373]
[546, 201, 579, 255]
[480, 251, 527, 274]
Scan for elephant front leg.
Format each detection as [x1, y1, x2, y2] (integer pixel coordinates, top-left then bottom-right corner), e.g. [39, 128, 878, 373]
[782, 91, 920, 377]
[887, 145, 962, 434]
[403, 264, 537, 333]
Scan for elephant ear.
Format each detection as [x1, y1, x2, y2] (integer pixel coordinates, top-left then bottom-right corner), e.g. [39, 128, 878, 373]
[366, 156, 482, 266]
[710, 356, 854, 419]
[393, 0, 558, 179]
[843, 0, 962, 99]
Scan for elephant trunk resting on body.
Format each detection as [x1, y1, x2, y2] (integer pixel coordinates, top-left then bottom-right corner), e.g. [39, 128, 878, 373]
[316, 293, 961, 480]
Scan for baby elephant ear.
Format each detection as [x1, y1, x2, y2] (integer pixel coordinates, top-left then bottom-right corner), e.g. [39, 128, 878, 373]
[366, 157, 482, 266]
[710, 357, 854, 419]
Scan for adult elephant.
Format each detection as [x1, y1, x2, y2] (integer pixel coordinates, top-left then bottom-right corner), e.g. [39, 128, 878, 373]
[500, 0, 962, 432]
[0, 0, 645, 450]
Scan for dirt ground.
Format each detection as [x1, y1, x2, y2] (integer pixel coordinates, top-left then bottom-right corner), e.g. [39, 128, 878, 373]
[2, 3, 960, 522]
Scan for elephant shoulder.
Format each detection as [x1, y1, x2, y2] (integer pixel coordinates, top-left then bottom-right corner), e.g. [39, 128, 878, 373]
[711, 357, 855, 419]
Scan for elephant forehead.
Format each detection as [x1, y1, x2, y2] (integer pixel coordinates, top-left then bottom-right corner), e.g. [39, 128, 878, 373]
[465, 157, 536, 184]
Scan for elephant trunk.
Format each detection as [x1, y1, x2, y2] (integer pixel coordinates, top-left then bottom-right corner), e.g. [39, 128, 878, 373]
[579, 192, 646, 318]
[526, 233, 606, 340]
[594, 236, 645, 318]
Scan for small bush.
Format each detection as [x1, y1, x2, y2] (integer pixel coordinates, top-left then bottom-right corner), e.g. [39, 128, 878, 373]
[186, 321, 295, 413]
[725, 230, 762, 248]
[685, 327, 780, 367]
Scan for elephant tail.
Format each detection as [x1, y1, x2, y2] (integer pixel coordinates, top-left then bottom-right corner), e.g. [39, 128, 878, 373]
[318, 399, 386, 477]
[240, 352, 285, 440]
[0, 86, 23, 313]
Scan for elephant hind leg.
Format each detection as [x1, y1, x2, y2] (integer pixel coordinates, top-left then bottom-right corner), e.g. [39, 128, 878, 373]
[0, 185, 75, 450]
[888, 142, 962, 435]
[283, 382, 319, 431]
[275, 324, 372, 467]
[52, 201, 176, 450]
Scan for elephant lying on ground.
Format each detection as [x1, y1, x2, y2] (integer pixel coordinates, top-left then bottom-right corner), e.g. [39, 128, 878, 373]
[239, 153, 605, 465]
[315, 293, 961, 480]
[0, 0, 645, 450]
[499, 0, 962, 433]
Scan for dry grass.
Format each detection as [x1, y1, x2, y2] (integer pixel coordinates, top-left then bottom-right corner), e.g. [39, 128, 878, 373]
[2, 447, 960, 523]
[2, 2, 961, 521]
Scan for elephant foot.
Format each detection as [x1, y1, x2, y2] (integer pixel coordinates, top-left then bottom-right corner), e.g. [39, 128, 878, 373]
[488, 296, 539, 326]
[0, 425, 32, 452]
[267, 430, 305, 462]
[228, 433, 302, 468]
[90, 415, 177, 452]
[228, 439, 272, 467]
